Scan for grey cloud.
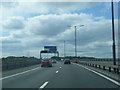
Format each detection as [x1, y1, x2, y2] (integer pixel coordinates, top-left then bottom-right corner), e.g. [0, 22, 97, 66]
[2, 44, 24, 52]
[2, 39, 21, 44]
[76, 27, 112, 45]
[23, 14, 116, 48]
[1, 2, 100, 20]
[23, 38, 58, 49]
[36, 2, 100, 13]
[1, 2, 19, 8]
[2, 43, 26, 57]
[56, 19, 115, 47]
[75, 41, 113, 58]
[27, 15, 75, 37]
[1, 2, 118, 58]
[26, 13, 94, 38]
[3, 17, 25, 30]
[2, 38, 25, 53]
[2, 13, 118, 58]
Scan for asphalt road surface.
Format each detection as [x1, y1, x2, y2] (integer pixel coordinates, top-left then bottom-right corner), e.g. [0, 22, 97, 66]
[1, 61, 119, 89]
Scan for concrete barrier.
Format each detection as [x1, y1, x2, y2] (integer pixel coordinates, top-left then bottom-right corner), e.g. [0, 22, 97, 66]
[2, 61, 40, 71]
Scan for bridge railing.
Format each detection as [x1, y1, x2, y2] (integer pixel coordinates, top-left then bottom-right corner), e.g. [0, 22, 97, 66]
[80, 58, 120, 62]
[78, 61, 119, 74]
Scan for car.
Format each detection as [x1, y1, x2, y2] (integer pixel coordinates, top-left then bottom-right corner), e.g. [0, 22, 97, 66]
[41, 59, 52, 67]
[51, 60, 57, 63]
[64, 59, 71, 64]
[73, 59, 79, 63]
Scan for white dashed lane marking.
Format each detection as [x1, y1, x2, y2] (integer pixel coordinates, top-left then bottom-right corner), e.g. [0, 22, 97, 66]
[56, 70, 59, 74]
[39, 81, 49, 89]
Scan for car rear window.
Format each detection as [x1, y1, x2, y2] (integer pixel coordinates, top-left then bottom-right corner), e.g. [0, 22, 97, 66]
[64, 59, 70, 60]
[42, 60, 49, 62]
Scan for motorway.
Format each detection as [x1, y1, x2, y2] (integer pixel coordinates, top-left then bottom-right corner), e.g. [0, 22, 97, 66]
[1, 61, 119, 89]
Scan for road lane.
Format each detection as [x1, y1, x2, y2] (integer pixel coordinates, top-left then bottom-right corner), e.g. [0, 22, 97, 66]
[1, 67, 41, 80]
[2, 64, 41, 77]
[75, 63, 120, 86]
[2, 62, 119, 88]
[2, 62, 62, 88]
[46, 63, 119, 88]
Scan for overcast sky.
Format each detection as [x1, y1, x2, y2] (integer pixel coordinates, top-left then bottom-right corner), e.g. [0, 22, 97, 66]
[0, 1, 119, 58]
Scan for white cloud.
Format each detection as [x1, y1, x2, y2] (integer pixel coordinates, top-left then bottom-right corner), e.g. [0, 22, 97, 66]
[1, 2, 118, 58]
[0, 2, 100, 20]
[2, 13, 118, 58]
[2, 16, 25, 30]
[1, 2, 19, 8]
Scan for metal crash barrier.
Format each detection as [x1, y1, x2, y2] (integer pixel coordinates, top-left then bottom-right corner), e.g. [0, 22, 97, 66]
[78, 61, 119, 74]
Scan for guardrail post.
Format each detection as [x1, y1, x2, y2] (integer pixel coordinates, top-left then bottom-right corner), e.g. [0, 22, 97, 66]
[116, 68, 119, 74]
[95, 64, 97, 68]
[89, 63, 90, 66]
[99, 65, 101, 69]
[113, 68, 117, 73]
[103, 66, 105, 70]
[90, 63, 91, 66]
[109, 67, 111, 72]
[92, 64, 94, 67]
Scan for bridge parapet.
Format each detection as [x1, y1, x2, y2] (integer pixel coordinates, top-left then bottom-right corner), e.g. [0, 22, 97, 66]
[80, 58, 120, 62]
[78, 61, 120, 74]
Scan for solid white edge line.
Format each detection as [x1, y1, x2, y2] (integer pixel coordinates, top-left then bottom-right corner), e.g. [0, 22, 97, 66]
[39, 81, 49, 89]
[74, 63, 120, 86]
[0, 67, 41, 80]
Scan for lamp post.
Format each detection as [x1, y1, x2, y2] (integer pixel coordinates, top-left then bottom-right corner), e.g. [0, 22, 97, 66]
[75, 26, 77, 57]
[111, 0, 116, 65]
[68, 25, 84, 57]
[64, 40, 66, 57]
